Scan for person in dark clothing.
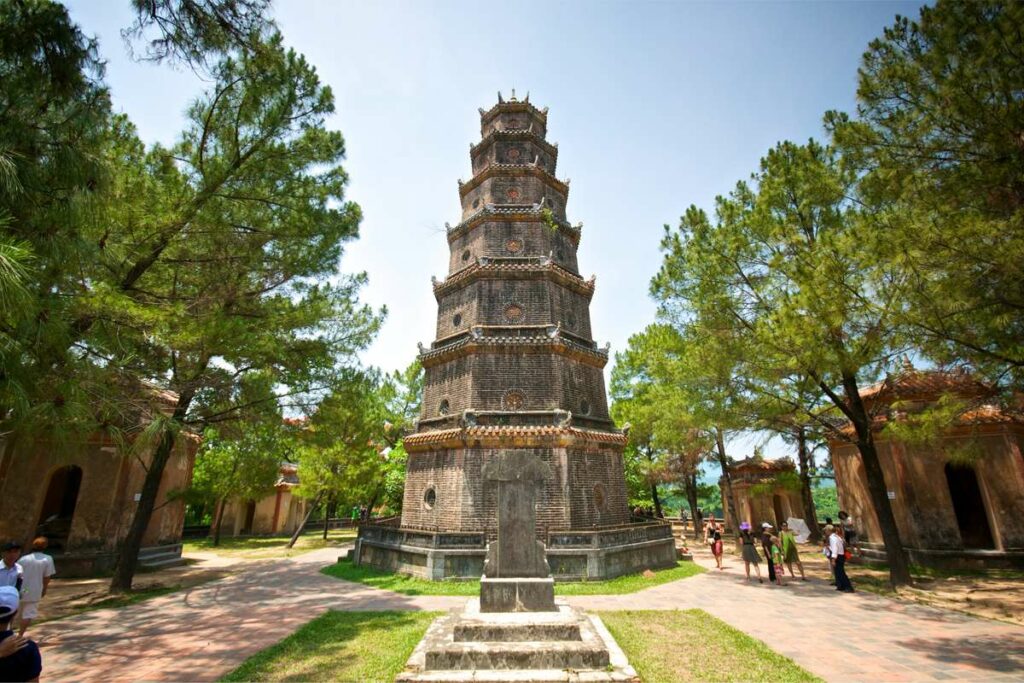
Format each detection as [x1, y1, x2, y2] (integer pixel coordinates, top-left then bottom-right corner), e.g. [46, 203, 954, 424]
[760, 522, 784, 586]
[828, 527, 854, 593]
[0, 586, 41, 681]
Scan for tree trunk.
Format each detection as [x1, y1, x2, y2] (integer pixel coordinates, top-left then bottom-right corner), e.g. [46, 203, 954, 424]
[683, 470, 701, 540]
[110, 398, 190, 593]
[839, 371, 911, 587]
[212, 497, 227, 547]
[795, 427, 821, 542]
[650, 483, 663, 518]
[714, 426, 741, 535]
[288, 492, 322, 548]
[322, 497, 333, 540]
[366, 485, 380, 519]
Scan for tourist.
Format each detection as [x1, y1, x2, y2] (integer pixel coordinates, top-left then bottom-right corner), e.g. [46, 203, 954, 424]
[0, 586, 41, 681]
[829, 526, 854, 593]
[710, 525, 724, 570]
[779, 521, 806, 581]
[703, 514, 717, 546]
[822, 524, 836, 585]
[0, 544, 22, 591]
[16, 538, 55, 636]
[761, 523, 785, 586]
[838, 510, 860, 557]
[738, 523, 763, 583]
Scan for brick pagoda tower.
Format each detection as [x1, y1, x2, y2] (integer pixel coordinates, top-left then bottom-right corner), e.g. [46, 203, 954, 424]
[353, 93, 675, 579]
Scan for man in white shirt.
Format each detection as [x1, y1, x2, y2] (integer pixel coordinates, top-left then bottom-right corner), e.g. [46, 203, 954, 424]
[0, 543, 22, 593]
[16, 538, 55, 636]
[828, 527, 854, 593]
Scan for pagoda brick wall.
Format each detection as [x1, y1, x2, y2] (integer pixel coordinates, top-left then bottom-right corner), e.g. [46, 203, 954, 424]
[402, 445, 629, 533]
[447, 221, 579, 274]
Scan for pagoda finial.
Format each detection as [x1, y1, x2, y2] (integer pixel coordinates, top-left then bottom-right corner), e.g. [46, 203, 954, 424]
[497, 91, 504, 104]
[524, 91, 530, 103]
[510, 88, 517, 102]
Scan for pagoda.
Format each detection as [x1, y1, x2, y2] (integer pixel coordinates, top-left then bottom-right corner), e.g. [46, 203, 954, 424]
[352, 93, 675, 580]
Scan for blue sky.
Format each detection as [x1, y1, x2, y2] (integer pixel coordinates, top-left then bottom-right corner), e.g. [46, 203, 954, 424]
[66, 0, 922, 460]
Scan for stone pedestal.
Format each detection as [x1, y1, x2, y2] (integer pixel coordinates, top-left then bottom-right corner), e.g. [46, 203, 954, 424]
[480, 576, 556, 612]
[396, 599, 637, 683]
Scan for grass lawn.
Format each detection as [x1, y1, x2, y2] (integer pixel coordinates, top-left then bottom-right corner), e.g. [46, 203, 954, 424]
[183, 529, 357, 559]
[221, 610, 439, 682]
[600, 609, 821, 682]
[321, 558, 704, 596]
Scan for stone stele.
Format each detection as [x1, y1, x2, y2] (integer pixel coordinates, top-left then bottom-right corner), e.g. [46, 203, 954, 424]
[480, 451, 557, 612]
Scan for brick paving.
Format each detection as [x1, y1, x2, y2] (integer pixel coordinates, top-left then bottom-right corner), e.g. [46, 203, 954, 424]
[31, 544, 1024, 682]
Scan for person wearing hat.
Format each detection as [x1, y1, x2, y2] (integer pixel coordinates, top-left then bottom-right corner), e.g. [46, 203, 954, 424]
[0, 543, 22, 592]
[0, 585, 42, 681]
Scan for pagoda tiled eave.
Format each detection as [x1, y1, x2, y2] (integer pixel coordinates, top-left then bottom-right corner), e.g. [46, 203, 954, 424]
[479, 98, 548, 124]
[403, 424, 626, 452]
[417, 326, 610, 369]
[446, 205, 580, 244]
[432, 257, 595, 299]
[458, 163, 568, 199]
[470, 128, 558, 159]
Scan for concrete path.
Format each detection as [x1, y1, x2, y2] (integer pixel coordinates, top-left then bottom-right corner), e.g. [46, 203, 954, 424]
[32, 545, 1024, 682]
[570, 551, 1024, 682]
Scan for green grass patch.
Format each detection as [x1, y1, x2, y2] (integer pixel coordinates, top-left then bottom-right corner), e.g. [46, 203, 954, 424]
[221, 610, 438, 682]
[183, 529, 357, 559]
[600, 609, 821, 682]
[321, 559, 704, 596]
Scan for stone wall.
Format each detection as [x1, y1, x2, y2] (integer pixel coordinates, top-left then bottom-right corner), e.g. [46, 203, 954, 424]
[0, 433, 196, 572]
[436, 279, 592, 340]
[421, 353, 609, 422]
[832, 426, 1024, 553]
[447, 219, 580, 275]
[401, 445, 629, 534]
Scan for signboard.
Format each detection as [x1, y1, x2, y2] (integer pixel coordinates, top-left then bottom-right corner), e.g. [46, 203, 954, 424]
[886, 491, 896, 500]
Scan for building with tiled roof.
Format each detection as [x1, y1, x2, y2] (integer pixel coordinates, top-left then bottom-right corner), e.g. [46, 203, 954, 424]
[720, 456, 805, 532]
[830, 367, 1024, 569]
[352, 93, 675, 580]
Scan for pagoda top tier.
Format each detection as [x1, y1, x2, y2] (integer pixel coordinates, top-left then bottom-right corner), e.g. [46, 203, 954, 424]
[478, 90, 549, 140]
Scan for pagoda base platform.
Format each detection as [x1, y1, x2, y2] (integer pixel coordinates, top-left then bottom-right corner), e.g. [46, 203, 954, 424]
[350, 521, 678, 581]
[395, 599, 638, 683]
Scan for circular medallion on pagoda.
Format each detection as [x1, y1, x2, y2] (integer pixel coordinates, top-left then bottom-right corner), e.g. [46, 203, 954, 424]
[502, 390, 526, 411]
[506, 147, 521, 162]
[504, 303, 524, 322]
[505, 187, 521, 201]
[505, 238, 523, 254]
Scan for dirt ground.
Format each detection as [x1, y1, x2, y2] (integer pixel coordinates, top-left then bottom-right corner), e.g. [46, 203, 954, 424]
[682, 535, 1024, 626]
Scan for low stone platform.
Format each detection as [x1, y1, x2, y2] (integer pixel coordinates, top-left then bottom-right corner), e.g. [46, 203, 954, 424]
[397, 599, 638, 683]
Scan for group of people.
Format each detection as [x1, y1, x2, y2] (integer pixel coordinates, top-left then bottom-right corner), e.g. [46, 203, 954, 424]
[703, 511, 858, 594]
[0, 537, 56, 681]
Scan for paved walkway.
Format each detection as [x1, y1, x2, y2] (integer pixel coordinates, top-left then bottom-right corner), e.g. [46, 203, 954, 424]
[33, 545, 1024, 682]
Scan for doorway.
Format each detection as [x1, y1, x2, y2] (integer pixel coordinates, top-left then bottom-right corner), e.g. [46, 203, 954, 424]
[36, 465, 83, 551]
[772, 495, 786, 528]
[242, 501, 257, 534]
[944, 463, 995, 549]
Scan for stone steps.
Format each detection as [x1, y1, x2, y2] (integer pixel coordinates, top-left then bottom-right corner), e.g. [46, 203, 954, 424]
[398, 600, 638, 683]
[399, 669, 636, 682]
[138, 543, 186, 570]
[425, 640, 609, 671]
